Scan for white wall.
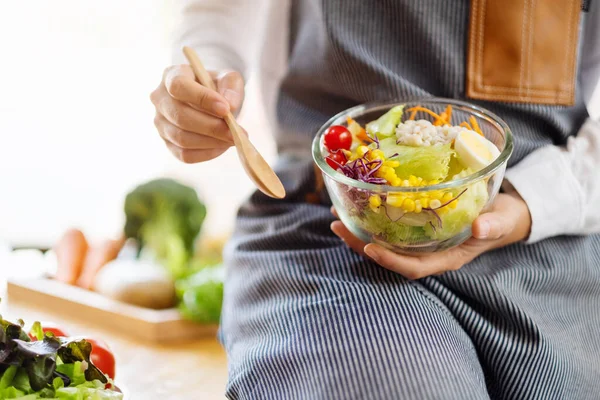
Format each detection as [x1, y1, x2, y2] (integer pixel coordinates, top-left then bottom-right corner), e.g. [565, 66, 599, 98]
[0, 0, 275, 247]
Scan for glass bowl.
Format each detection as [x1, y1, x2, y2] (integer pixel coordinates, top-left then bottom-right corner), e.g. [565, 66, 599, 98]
[312, 98, 513, 254]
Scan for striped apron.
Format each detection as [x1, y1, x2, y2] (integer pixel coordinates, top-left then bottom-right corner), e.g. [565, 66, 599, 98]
[221, 1, 600, 399]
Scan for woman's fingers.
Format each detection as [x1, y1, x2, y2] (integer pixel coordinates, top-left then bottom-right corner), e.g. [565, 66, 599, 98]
[154, 114, 234, 150]
[365, 244, 477, 280]
[216, 70, 245, 114]
[163, 65, 230, 117]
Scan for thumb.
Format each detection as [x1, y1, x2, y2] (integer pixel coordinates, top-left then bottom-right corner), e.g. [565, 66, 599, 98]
[471, 197, 516, 240]
[216, 71, 245, 114]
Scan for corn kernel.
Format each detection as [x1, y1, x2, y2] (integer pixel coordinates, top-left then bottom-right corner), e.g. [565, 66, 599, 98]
[357, 146, 370, 157]
[402, 198, 416, 212]
[379, 166, 393, 175]
[416, 177, 424, 185]
[384, 160, 400, 168]
[414, 202, 423, 213]
[420, 197, 430, 208]
[370, 149, 385, 160]
[442, 192, 453, 204]
[391, 178, 402, 186]
[449, 200, 458, 209]
[437, 206, 449, 215]
[369, 194, 382, 208]
[430, 199, 442, 209]
[408, 175, 419, 186]
[430, 191, 443, 200]
[401, 180, 410, 187]
[386, 194, 405, 208]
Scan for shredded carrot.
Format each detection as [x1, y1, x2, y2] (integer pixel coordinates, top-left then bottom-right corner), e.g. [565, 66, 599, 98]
[469, 116, 483, 136]
[347, 116, 372, 142]
[433, 112, 448, 126]
[445, 105, 452, 125]
[406, 106, 444, 121]
[408, 107, 419, 121]
[460, 121, 473, 130]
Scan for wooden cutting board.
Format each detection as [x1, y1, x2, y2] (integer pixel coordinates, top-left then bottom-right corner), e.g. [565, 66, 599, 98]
[6, 277, 218, 342]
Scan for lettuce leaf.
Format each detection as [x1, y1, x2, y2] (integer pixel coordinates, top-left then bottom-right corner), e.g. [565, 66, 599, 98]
[357, 209, 428, 244]
[379, 139, 454, 181]
[366, 105, 405, 138]
[424, 180, 489, 240]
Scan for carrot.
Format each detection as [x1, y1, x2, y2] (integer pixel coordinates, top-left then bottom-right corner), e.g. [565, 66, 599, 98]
[445, 105, 452, 124]
[460, 121, 473, 130]
[434, 112, 448, 126]
[54, 229, 89, 285]
[406, 106, 444, 121]
[347, 116, 372, 142]
[469, 116, 484, 136]
[76, 236, 126, 290]
[408, 107, 419, 121]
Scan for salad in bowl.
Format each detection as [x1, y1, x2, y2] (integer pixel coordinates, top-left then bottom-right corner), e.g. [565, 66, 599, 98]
[0, 316, 122, 399]
[313, 99, 513, 254]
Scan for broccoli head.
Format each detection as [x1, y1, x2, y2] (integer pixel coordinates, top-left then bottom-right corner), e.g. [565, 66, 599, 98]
[124, 178, 206, 277]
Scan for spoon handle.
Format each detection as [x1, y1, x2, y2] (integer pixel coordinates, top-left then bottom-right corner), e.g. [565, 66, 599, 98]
[182, 46, 245, 143]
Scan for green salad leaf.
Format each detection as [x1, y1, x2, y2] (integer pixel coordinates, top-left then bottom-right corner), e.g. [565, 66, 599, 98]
[357, 209, 429, 244]
[379, 138, 454, 181]
[0, 313, 121, 399]
[366, 105, 405, 138]
[176, 265, 224, 324]
[424, 179, 489, 240]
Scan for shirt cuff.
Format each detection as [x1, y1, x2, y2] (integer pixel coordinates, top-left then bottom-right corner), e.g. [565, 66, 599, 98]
[503, 145, 585, 243]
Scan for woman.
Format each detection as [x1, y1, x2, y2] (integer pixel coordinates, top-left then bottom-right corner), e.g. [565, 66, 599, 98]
[151, 1, 600, 398]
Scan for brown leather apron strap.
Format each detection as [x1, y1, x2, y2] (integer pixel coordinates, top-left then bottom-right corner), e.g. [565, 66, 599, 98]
[467, 0, 582, 105]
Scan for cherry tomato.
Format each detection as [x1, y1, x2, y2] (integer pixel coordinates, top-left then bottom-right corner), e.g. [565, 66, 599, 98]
[28, 323, 70, 341]
[324, 125, 352, 151]
[86, 338, 116, 380]
[326, 151, 347, 170]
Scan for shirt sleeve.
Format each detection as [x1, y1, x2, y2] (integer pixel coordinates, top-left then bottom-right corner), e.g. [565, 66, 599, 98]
[170, 0, 270, 80]
[503, 4, 600, 243]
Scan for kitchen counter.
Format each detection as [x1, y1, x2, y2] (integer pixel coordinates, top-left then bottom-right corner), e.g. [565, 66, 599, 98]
[0, 282, 229, 400]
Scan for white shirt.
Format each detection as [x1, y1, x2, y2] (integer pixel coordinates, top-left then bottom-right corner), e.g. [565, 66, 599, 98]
[172, 0, 600, 243]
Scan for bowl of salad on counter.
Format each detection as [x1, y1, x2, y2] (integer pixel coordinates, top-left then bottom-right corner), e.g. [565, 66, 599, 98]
[313, 99, 513, 254]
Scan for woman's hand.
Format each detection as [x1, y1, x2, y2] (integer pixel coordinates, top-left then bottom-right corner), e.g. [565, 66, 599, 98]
[150, 65, 245, 163]
[331, 192, 532, 280]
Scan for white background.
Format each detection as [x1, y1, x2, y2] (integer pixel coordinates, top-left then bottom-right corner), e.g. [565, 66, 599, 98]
[0, 0, 276, 248]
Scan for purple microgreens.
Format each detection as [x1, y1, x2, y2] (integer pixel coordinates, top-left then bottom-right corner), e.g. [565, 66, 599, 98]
[388, 152, 399, 159]
[384, 205, 405, 222]
[422, 207, 443, 228]
[428, 221, 437, 233]
[432, 188, 468, 210]
[364, 160, 383, 178]
[366, 131, 380, 149]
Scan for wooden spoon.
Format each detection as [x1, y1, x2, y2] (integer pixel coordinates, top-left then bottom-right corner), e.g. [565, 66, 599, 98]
[183, 46, 286, 199]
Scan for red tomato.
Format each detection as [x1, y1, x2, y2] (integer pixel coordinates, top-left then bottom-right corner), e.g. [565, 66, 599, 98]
[324, 125, 352, 151]
[326, 151, 347, 170]
[28, 323, 70, 341]
[86, 338, 116, 380]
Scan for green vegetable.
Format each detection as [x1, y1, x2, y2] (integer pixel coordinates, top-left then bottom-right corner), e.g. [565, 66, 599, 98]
[176, 265, 224, 324]
[379, 138, 454, 181]
[0, 314, 121, 399]
[366, 105, 405, 138]
[124, 178, 207, 279]
[424, 179, 489, 240]
[357, 209, 428, 244]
